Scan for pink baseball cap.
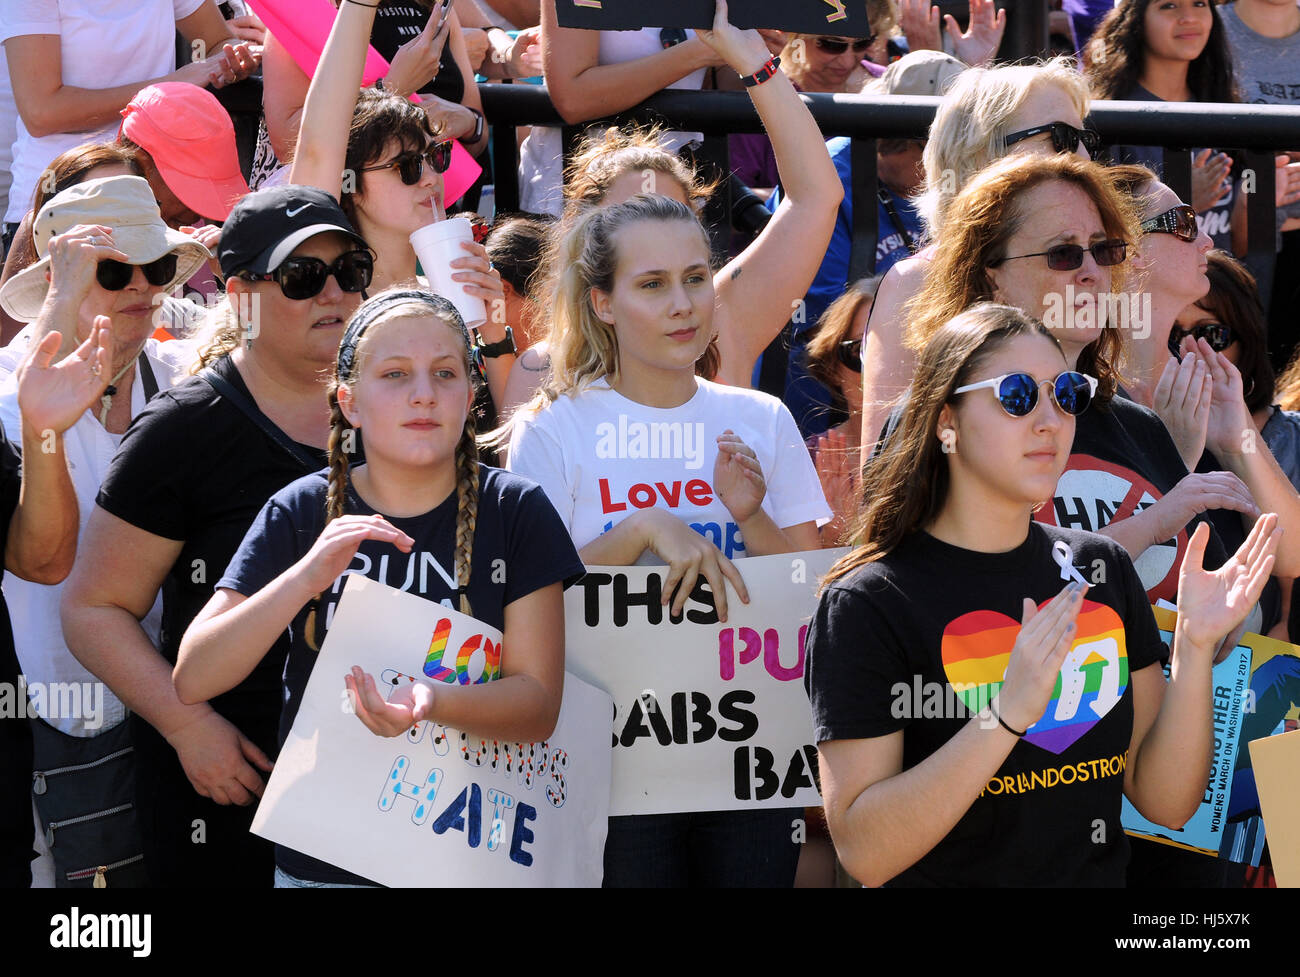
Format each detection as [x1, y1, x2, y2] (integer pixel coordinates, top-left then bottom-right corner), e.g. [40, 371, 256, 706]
[119, 83, 251, 222]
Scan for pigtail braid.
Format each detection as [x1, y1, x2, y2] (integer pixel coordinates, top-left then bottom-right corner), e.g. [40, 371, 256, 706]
[453, 411, 480, 617]
[306, 385, 355, 651]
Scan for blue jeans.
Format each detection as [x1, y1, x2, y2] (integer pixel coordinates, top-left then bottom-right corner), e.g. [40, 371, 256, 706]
[273, 866, 376, 888]
[603, 808, 802, 888]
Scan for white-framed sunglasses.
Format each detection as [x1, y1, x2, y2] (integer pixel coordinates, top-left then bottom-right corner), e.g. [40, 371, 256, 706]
[954, 371, 1099, 417]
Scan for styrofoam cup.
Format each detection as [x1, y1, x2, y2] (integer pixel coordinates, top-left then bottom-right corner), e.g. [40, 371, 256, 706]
[409, 217, 487, 328]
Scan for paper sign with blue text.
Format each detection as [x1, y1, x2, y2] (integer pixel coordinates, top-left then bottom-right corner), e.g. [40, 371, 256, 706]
[555, 0, 871, 34]
[251, 574, 612, 887]
[565, 549, 846, 816]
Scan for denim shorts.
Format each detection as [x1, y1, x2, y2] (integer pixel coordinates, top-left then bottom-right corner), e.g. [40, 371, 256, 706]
[273, 866, 376, 888]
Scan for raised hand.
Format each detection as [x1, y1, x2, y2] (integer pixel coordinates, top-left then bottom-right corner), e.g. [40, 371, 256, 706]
[1151, 343, 1210, 471]
[946, 0, 1006, 67]
[291, 515, 415, 597]
[507, 26, 544, 78]
[696, 0, 772, 75]
[1176, 515, 1279, 656]
[45, 225, 130, 306]
[898, 0, 943, 53]
[1147, 471, 1258, 546]
[180, 224, 222, 279]
[16, 320, 110, 436]
[715, 429, 767, 524]
[346, 666, 436, 737]
[994, 582, 1086, 733]
[814, 427, 859, 545]
[1190, 150, 1232, 214]
[1193, 336, 1256, 458]
[1276, 155, 1300, 208]
[385, 1, 453, 98]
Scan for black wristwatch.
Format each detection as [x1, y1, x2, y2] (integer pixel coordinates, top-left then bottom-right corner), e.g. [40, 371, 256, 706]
[475, 325, 515, 358]
[468, 107, 485, 143]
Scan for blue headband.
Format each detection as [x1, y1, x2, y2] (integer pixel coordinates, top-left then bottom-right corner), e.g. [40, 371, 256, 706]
[336, 289, 482, 382]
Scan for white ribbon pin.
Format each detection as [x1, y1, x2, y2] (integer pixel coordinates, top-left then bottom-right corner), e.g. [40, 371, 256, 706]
[1052, 540, 1090, 588]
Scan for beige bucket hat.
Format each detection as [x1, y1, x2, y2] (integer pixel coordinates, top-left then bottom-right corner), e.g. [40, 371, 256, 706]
[0, 174, 212, 322]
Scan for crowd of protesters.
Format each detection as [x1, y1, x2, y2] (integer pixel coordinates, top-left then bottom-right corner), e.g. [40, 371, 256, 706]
[0, 0, 1298, 890]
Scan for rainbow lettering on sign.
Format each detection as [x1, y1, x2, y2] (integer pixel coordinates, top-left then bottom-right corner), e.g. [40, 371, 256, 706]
[423, 618, 456, 683]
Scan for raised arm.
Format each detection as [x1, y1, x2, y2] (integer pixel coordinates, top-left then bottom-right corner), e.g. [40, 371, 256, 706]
[705, 4, 844, 387]
[540, 0, 722, 125]
[858, 258, 925, 456]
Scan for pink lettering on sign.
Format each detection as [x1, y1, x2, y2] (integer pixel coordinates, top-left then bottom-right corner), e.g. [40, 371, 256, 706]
[598, 477, 716, 514]
[718, 625, 809, 682]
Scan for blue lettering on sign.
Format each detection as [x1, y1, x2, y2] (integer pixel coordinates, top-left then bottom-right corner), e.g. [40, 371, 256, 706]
[690, 521, 746, 559]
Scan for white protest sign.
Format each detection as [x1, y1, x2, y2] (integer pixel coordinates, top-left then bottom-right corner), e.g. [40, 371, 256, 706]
[565, 549, 846, 816]
[252, 574, 612, 887]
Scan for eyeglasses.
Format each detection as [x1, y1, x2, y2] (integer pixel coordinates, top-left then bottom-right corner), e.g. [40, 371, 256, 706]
[240, 249, 374, 300]
[813, 35, 876, 55]
[988, 239, 1128, 271]
[1004, 122, 1101, 157]
[1140, 204, 1198, 242]
[358, 143, 453, 185]
[96, 254, 179, 291]
[954, 371, 1099, 417]
[837, 337, 863, 371]
[1168, 320, 1234, 355]
[660, 28, 688, 49]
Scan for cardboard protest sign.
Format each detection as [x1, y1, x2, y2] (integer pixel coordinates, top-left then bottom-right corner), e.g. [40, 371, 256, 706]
[1121, 605, 1254, 858]
[565, 549, 846, 816]
[1248, 728, 1300, 887]
[555, 0, 872, 35]
[252, 574, 612, 887]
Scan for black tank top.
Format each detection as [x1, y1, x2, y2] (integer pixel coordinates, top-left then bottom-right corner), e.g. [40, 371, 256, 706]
[370, 1, 467, 106]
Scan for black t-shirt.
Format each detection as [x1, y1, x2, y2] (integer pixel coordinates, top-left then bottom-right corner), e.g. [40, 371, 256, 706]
[370, 1, 466, 106]
[218, 463, 585, 884]
[805, 522, 1163, 887]
[1035, 393, 1229, 605]
[96, 355, 329, 746]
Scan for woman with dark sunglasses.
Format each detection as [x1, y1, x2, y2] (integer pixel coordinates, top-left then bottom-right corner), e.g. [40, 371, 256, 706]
[61, 185, 372, 887]
[807, 300, 1280, 887]
[288, 0, 512, 411]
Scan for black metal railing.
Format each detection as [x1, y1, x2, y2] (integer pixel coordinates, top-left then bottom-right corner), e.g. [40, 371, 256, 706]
[482, 84, 1300, 297]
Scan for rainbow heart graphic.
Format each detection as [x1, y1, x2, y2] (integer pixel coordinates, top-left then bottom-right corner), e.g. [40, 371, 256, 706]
[940, 600, 1129, 754]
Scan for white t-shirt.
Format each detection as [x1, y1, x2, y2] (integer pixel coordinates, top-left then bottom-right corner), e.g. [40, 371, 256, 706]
[0, 334, 193, 735]
[507, 376, 829, 560]
[0, 46, 17, 226]
[517, 28, 707, 216]
[0, 0, 207, 224]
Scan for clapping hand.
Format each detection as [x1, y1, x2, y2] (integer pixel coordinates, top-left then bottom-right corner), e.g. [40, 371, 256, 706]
[1151, 342, 1210, 471]
[15, 320, 111, 437]
[1176, 515, 1279, 661]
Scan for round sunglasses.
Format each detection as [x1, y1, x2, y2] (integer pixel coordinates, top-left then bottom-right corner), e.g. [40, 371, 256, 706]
[240, 249, 374, 301]
[987, 239, 1128, 272]
[1140, 204, 1198, 242]
[1004, 122, 1101, 157]
[813, 35, 876, 55]
[954, 371, 1099, 417]
[1168, 320, 1234, 355]
[358, 143, 453, 186]
[96, 253, 179, 291]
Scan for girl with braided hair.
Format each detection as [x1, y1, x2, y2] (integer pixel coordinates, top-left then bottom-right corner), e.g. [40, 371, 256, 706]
[174, 287, 583, 887]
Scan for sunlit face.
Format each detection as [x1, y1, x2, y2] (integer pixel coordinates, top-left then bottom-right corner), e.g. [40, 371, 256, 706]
[1143, 0, 1213, 63]
[941, 331, 1075, 507]
[229, 230, 362, 370]
[74, 262, 168, 359]
[352, 138, 444, 237]
[792, 34, 873, 92]
[986, 180, 1117, 349]
[338, 314, 473, 471]
[591, 219, 715, 381]
[600, 168, 691, 208]
[1003, 84, 1091, 161]
[1136, 181, 1213, 311]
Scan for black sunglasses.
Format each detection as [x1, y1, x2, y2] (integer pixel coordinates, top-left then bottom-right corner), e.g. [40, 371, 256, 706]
[955, 371, 1099, 418]
[988, 239, 1128, 271]
[1004, 122, 1101, 157]
[96, 253, 179, 291]
[837, 337, 863, 372]
[1141, 204, 1198, 242]
[241, 249, 374, 301]
[1169, 320, 1234, 356]
[660, 28, 688, 48]
[358, 143, 453, 185]
[814, 35, 876, 55]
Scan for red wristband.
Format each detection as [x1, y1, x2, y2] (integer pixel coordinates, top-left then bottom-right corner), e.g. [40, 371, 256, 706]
[740, 55, 781, 88]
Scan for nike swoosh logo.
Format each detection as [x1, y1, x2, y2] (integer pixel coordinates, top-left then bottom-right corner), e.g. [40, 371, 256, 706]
[286, 205, 310, 217]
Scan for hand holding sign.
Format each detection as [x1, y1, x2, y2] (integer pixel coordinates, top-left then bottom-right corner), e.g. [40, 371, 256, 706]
[637, 508, 750, 621]
[696, 0, 772, 76]
[1177, 515, 1280, 661]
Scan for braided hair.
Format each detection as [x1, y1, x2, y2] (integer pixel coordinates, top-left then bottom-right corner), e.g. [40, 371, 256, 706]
[306, 288, 483, 648]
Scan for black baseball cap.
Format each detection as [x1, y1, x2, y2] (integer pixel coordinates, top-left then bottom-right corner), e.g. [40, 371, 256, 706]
[219, 185, 369, 277]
